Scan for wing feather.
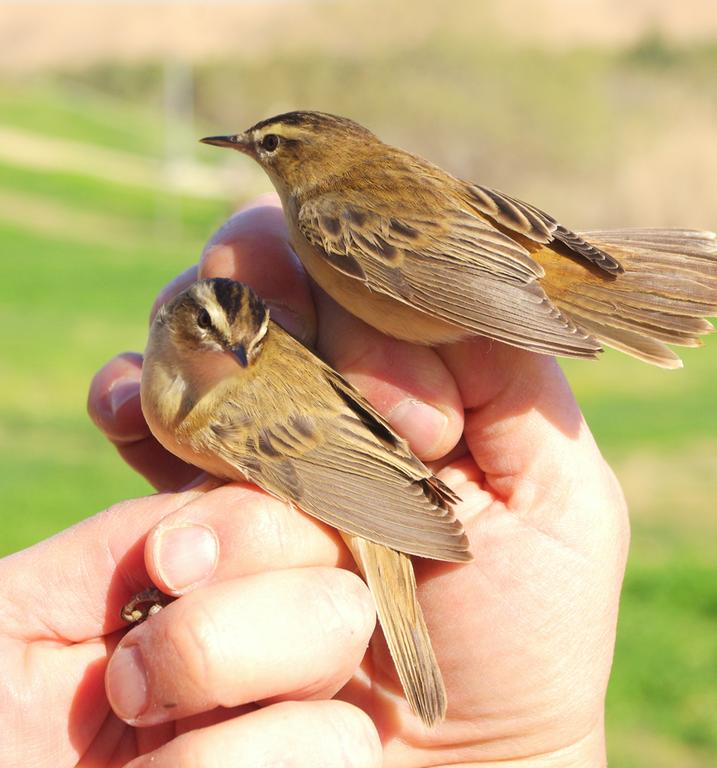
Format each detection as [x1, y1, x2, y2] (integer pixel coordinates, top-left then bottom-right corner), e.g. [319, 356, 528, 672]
[298, 193, 603, 357]
[205, 358, 471, 563]
[464, 184, 623, 274]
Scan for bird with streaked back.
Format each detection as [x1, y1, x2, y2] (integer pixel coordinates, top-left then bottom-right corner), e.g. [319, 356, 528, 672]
[201, 110, 717, 368]
[146, 113, 717, 726]
[141, 278, 471, 727]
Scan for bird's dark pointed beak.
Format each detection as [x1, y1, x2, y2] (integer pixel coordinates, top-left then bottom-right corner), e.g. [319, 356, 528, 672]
[200, 133, 252, 153]
[231, 344, 249, 367]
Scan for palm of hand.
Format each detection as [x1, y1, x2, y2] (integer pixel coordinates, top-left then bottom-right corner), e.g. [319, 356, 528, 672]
[1, 199, 627, 768]
[341, 342, 627, 766]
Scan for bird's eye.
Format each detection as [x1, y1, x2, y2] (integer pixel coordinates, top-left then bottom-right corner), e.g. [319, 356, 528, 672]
[261, 134, 280, 153]
[197, 308, 212, 330]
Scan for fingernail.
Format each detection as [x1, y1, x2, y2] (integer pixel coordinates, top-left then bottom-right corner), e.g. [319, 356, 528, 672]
[155, 524, 218, 593]
[109, 378, 140, 418]
[107, 645, 149, 722]
[388, 399, 448, 455]
[201, 242, 236, 275]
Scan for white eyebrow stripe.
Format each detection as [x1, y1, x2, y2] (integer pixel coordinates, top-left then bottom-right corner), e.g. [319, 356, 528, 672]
[209, 302, 231, 336]
[194, 281, 232, 337]
[248, 310, 270, 353]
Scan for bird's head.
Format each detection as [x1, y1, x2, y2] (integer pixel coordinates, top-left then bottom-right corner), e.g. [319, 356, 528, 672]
[200, 111, 378, 195]
[159, 278, 270, 369]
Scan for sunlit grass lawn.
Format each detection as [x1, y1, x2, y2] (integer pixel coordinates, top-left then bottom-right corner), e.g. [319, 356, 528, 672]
[564, 346, 717, 768]
[0, 80, 715, 767]
[0, 79, 231, 549]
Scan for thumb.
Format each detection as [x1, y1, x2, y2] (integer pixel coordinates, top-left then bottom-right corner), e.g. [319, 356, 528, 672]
[0, 483, 214, 643]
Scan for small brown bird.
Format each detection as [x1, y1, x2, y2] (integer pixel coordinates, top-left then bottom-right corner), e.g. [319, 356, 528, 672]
[202, 111, 717, 367]
[141, 277, 471, 726]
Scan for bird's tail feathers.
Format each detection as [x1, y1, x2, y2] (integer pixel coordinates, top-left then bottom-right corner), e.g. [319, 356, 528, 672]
[342, 534, 446, 726]
[543, 228, 717, 368]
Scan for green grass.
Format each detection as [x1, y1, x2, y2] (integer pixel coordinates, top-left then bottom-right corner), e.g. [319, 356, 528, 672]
[607, 555, 717, 765]
[0, 58, 715, 767]
[0, 79, 164, 155]
[563, 346, 717, 455]
[0, 82, 231, 550]
[0, 161, 226, 237]
[564, 348, 717, 766]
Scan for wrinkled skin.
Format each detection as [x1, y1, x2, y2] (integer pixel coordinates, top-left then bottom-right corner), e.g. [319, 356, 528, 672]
[0, 195, 628, 768]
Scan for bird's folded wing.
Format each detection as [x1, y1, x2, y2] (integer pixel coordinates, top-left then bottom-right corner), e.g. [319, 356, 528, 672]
[463, 183, 622, 274]
[206, 364, 471, 563]
[298, 192, 602, 357]
[298, 190, 543, 283]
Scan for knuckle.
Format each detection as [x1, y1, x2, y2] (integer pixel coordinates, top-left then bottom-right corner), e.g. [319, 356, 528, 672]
[160, 602, 222, 699]
[324, 702, 382, 768]
[309, 568, 375, 641]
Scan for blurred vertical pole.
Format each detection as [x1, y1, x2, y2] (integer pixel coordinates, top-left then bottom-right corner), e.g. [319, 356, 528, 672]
[160, 55, 194, 240]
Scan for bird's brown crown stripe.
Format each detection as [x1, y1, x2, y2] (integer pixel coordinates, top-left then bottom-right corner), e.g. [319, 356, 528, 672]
[209, 278, 269, 332]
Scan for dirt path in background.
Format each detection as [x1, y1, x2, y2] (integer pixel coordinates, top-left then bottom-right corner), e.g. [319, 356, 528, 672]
[0, 188, 145, 245]
[0, 124, 262, 199]
[0, 126, 159, 187]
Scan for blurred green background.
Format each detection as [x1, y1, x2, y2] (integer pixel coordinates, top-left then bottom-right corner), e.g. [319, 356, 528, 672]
[1, 1, 715, 765]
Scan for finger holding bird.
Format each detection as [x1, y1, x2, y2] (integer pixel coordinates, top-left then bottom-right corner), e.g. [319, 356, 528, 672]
[141, 277, 470, 564]
[115, 202, 472, 723]
[90, 198, 467, 485]
[199, 197, 466, 462]
[139, 105, 716, 727]
[141, 277, 473, 724]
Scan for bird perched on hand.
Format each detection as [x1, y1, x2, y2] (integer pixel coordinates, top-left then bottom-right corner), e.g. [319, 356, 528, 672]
[202, 111, 717, 368]
[141, 277, 472, 726]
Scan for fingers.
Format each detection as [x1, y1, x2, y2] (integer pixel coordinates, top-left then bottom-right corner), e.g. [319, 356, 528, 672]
[438, 338, 627, 547]
[143, 482, 352, 596]
[0, 486, 212, 642]
[200, 197, 317, 345]
[87, 352, 202, 491]
[439, 339, 587, 491]
[105, 567, 376, 725]
[125, 700, 381, 768]
[315, 292, 464, 461]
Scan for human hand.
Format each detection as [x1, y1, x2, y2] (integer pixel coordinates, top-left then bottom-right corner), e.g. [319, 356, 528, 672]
[0, 475, 381, 767]
[86, 195, 629, 766]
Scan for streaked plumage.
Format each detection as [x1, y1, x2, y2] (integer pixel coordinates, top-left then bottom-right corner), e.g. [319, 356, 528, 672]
[141, 278, 471, 725]
[202, 110, 717, 368]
